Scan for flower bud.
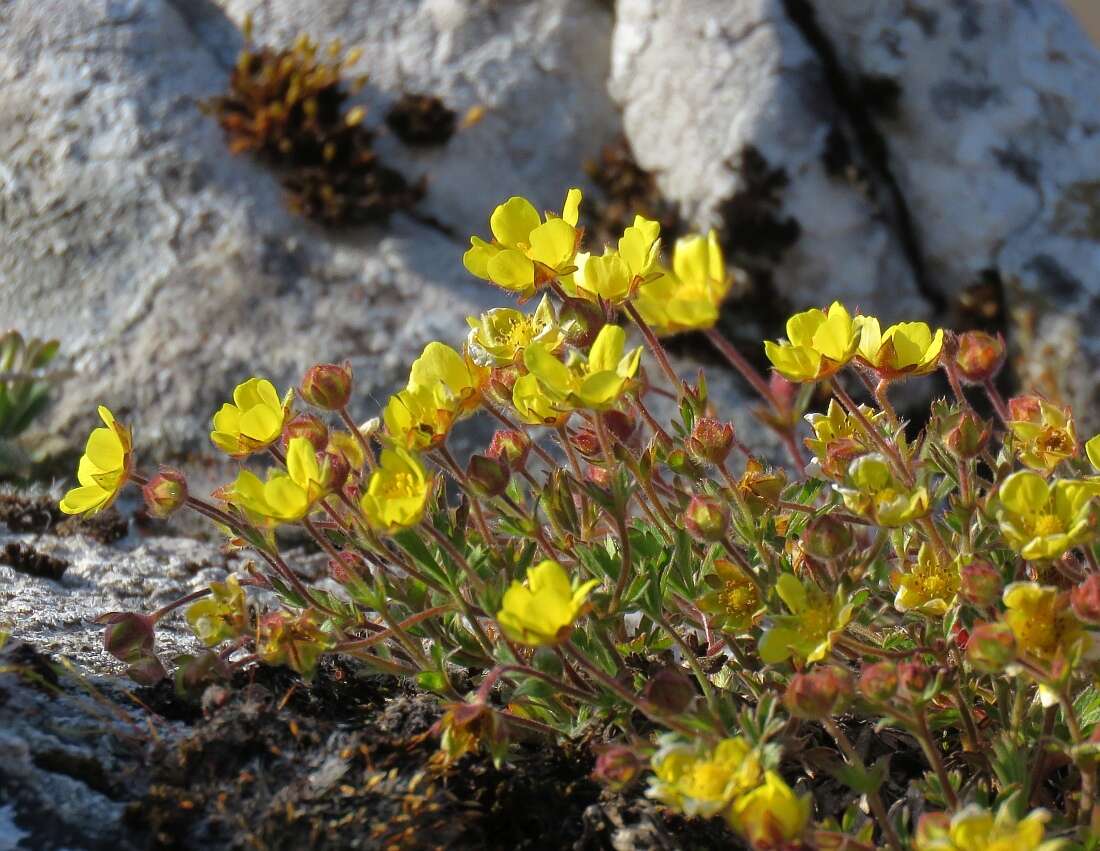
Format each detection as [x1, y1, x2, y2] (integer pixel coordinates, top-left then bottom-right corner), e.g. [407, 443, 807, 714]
[769, 373, 799, 413]
[859, 661, 898, 702]
[958, 559, 1002, 608]
[96, 611, 157, 662]
[944, 412, 991, 459]
[282, 412, 329, 451]
[318, 449, 350, 492]
[665, 447, 705, 478]
[955, 331, 1005, 384]
[1071, 574, 1100, 625]
[1007, 394, 1042, 423]
[966, 622, 1016, 672]
[489, 365, 520, 398]
[687, 417, 736, 465]
[682, 495, 729, 542]
[801, 516, 854, 562]
[142, 469, 188, 519]
[126, 653, 168, 686]
[299, 362, 353, 410]
[558, 297, 605, 348]
[897, 660, 932, 698]
[466, 453, 511, 498]
[602, 410, 637, 445]
[328, 551, 368, 584]
[543, 469, 580, 535]
[586, 465, 613, 488]
[487, 430, 529, 468]
[592, 745, 643, 791]
[570, 428, 602, 459]
[783, 666, 854, 719]
[642, 666, 697, 714]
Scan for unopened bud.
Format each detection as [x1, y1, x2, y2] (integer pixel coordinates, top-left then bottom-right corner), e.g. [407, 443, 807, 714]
[489, 365, 520, 398]
[329, 551, 368, 584]
[592, 745, 643, 791]
[859, 661, 898, 702]
[544, 469, 580, 535]
[571, 428, 602, 459]
[966, 621, 1016, 672]
[683, 495, 729, 542]
[1071, 574, 1100, 625]
[558, 297, 605, 348]
[319, 449, 350, 492]
[282, 412, 329, 451]
[126, 653, 167, 686]
[602, 410, 637, 445]
[299, 362, 353, 410]
[897, 660, 932, 698]
[784, 666, 854, 719]
[769, 373, 799, 413]
[642, 666, 697, 714]
[1007, 394, 1042, 423]
[97, 611, 157, 662]
[959, 559, 1002, 608]
[467, 453, 510, 498]
[955, 331, 1005, 384]
[142, 469, 188, 519]
[801, 516, 854, 562]
[487, 430, 529, 468]
[586, 465, 613, 488]
[945, 412, 991, 459]
[666, 447, 705, 478]
[688, 417, 736, 465]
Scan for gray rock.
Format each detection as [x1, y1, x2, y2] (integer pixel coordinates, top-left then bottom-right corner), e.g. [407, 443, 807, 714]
[0, 0, 617, 453]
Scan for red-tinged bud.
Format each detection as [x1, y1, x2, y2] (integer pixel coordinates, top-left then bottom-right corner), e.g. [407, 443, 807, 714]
[592, 745, 643, 791]
[126, 652, 167, 685]
[601, 410, 637, 445]
[329, 551, 368, 584]
[96, 611, 157, 663]
[586, 465, 613, 488]
[175, 651, 229, 696]
[142, 469, 188, 519]
[897, 660, 932, 698]
[642, 666, 697, 714]
[487, 430, 529, 468]
[544, 469, 580, 536]
[783, 666, 854, 719]
[683, 495, 729, 542]
[282, 412, 329, 451]
[299, 362, 353, 410]
[966, 621, 1016, 672]
[955, 331, 1005, 384]
[952, 622, 970, 650]
[944, 412, 991, 459]
[859, 662, 898, 702]
[665, 447, 705, 478]
[687, 417, 736, 465]
[571, 428, 602, 459]
[319, 449, 350, 492]
[467, 453, 511, 498]
[559, 297, 605, 348]
[801, 516, 854, 562]
[1071, 574, 1100, 625]
[959, 559, 1002, 608]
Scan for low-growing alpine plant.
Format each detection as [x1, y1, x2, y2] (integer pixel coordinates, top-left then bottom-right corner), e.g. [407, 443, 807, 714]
[63, 188, 1100, 849]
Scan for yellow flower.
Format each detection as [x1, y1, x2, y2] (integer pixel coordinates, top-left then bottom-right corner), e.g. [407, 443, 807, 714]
[728, 771, 811, 849]
[59, 406, 133, 516]
[764, 302, 862, 383]
[1003, 581, 1087, 662]
[699, 558, 763, 633]
[758, 574, 854, 665]
[229, 437, 330, 523]
[519, 324, 643, 415]
[837, 453, 929, 527]
[995, 471, 1099, 560]
[407, 341, 484, 418]
[893, 545, 960, 616]
[466, 296, 564, 367]
[463, 189, 582, 299]
[210, 377, 291, 458]
[384, 341, 484, 450]
[633, 231, 731, 335]
[804, 399, 883, 480]
[495, 559, 598, 646]
[647, 736, 762, 819]
[359, 447, 432, 534]
[914, 803, 1059, 851]
[1087, 432, 1100, 470]
[857, 318, 944, 378]
[572, 215, 661, 304]
[1007, 396, 1077, 474]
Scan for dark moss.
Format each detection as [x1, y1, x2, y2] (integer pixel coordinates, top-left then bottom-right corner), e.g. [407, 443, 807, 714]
[385, 93, 457, 147]
[1, 541, 68, 581]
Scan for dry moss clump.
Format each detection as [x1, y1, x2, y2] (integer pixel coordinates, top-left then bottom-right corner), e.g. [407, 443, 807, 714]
[205, 27, 422, 226]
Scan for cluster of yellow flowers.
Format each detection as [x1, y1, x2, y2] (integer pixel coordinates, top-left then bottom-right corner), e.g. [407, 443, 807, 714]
[59, 184, 1100, 849]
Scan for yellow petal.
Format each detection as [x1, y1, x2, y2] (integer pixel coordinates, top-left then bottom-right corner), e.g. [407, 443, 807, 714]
[562, 188, 582, 227]
[486, 249, 536, 291]
[490, 196, 541, 247]
[527, 218, 576, 270]
[462, 236, 499, 279]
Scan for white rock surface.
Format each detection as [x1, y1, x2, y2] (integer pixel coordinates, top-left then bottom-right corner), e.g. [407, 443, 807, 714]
[0, 0, 618, 450]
